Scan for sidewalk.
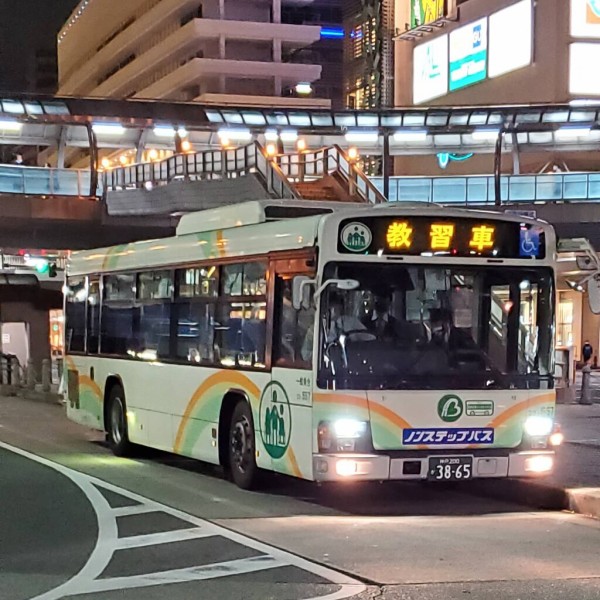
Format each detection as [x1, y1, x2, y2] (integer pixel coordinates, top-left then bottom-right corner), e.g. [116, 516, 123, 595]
[536, 403, 600, 519]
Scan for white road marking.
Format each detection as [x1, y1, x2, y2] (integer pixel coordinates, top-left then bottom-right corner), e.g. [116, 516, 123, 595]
[67, 555, 287, 594]
[114, 527, 213, 549]
[111, 504, 164, 517]
[0, 441, 366, 600]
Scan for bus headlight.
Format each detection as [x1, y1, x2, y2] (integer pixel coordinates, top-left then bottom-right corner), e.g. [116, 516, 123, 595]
[524, 416, 553, 437]
[333, 419, 367, 439]
[318, 420, 371, 453]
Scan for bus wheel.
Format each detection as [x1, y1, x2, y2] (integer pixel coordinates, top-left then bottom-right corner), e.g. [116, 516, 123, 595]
[107, 384, 132, 457]
[228, 400, 258, 490]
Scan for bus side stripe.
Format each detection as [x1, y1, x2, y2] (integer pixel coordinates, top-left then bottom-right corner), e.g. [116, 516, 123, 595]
[174, 371, 261, 453]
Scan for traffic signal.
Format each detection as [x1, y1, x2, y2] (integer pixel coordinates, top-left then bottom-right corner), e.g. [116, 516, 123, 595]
[48, 262, 57, 278]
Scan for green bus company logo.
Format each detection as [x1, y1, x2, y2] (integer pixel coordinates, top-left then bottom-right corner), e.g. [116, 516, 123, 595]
[259, 381, 292, 459]
[341, 222, 372, 252]
[438, 394, 464, 423]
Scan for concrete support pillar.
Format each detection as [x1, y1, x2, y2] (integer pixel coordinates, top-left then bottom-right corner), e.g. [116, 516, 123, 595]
[41, 359, 51, 392]
[26, 359, 36, 390]
[581, 364, 593, 405]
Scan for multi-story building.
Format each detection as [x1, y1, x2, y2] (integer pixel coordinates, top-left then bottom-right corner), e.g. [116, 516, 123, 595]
[57, 0, 338, 107]
[343, 0, 395, 110]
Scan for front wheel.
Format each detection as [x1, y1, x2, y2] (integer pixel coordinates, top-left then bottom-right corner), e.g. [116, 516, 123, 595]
[228, 400, 258, 490]
[107, 384, 133, 457]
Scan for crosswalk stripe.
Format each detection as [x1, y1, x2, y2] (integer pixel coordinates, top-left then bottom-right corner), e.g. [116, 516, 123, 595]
[114, 527, 214, 549]
[70, 555, 286, 594]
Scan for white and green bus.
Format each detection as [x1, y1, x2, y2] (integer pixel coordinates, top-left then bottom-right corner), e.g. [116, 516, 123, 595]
[65, 200, 560, 489]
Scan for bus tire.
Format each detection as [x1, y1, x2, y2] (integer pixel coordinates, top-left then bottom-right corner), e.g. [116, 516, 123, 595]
[107, 384, 133, 457]
[228, 400, 258, 490]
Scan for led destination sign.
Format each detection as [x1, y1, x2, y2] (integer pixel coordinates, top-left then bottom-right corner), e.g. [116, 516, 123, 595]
[338, 216, 544, 259]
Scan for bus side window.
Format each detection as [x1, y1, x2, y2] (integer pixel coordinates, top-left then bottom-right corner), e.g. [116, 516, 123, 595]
[87, 279, 100, 354]
[274, 276, 314, 369]
[65, 277, 86, 353]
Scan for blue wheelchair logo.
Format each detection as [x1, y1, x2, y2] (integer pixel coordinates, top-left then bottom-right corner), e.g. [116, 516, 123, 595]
[519, 228, 540, 257]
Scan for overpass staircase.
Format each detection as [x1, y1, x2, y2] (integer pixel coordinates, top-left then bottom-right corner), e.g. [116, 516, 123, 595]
[103, 142, 386, 216]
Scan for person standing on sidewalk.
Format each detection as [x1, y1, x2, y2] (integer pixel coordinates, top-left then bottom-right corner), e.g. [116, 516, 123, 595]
[582, 340, 593, 365]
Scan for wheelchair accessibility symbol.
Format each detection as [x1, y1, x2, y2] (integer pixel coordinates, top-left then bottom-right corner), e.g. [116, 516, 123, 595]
[519, 228, 540, 257]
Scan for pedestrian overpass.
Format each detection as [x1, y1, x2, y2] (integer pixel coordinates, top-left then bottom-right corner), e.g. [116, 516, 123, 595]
[2, 95, 600, 248]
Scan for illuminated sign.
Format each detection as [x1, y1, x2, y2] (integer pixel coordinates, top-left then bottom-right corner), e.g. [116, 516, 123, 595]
[337, 217, 545, 259]
[571, 0, 600, 38]
[413, 35, 449, 104]
[430, 223, 455, 250]
[411, 0, 446, 29]
[489, 0, 533, 79]
[386, 222, 413, 249]
[469, 225, 495, 251]
[449, 18, 488, 91]
[570, 43, 600, 95]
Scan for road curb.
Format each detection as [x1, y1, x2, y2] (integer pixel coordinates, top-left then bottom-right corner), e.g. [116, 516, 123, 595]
[18, 389, 63, 405]
[568, 488, 600, 519]
[467, 478, 600, 520]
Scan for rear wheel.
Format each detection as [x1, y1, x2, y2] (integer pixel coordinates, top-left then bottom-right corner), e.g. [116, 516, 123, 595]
[228, 400, 258, 490]
[107, 384, 133, 457]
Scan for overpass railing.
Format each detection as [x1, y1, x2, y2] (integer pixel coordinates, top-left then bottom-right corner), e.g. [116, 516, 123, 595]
[0, 164, 97, 197]
[103, 143, 299, 200]
[277, 145, 387, 204]
[370, 172, 600, 204]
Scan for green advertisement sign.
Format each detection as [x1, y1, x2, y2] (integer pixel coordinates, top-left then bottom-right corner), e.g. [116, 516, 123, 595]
[449, 18, 488, 91]
[411, 0, 446, 29]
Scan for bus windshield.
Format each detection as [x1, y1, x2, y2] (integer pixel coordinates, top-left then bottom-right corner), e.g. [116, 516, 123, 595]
[317, 263, 554, 391]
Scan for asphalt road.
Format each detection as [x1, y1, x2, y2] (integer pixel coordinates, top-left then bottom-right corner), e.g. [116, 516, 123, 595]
[1, 395, 599, 600]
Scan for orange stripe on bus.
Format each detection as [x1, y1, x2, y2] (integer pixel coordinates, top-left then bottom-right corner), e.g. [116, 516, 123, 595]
[287, 447, 302, 478]
[174, 371, 261, 452]
[486, 394, 554, 430]
[313, 393, 412, 430]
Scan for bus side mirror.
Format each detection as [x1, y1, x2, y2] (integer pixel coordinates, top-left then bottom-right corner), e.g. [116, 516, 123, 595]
[292, 276, 315, 310]
[588, 276, 600, 314]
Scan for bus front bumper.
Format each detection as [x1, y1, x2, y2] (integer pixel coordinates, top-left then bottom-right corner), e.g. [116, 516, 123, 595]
[312, 451, 555, 482]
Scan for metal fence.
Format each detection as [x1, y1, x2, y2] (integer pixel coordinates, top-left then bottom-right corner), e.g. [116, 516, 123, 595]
[0, 164, 96, 197]
[370, 172, 600, 204]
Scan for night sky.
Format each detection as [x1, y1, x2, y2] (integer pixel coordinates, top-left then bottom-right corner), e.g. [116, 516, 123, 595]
[0, 0, 79, 93]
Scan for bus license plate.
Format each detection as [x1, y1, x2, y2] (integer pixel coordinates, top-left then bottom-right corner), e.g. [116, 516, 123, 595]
[428, 457, 473, 481]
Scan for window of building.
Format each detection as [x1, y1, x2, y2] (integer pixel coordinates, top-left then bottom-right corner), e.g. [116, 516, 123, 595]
[557, 294, 574, 348]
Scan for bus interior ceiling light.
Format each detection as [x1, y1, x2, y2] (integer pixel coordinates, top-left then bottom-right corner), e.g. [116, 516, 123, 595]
[345, 130, 379, 143]
[321, 27, 344, 39]
[555, 126, 592, 139]
[393, 129, 428, 142]
[471, 128, 500, 141]
[92, 123, 125, 135]
[0, 120, 23, 131]
[218, 127, 252, 141]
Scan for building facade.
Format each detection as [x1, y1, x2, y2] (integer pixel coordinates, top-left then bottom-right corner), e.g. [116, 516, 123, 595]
[57, 0, 342, 107]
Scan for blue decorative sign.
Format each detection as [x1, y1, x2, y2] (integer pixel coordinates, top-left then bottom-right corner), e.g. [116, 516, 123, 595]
[403, 428, 495, 445]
